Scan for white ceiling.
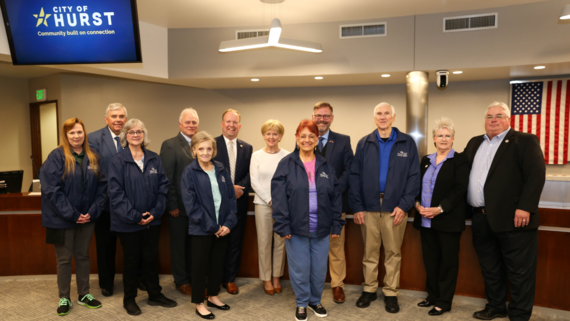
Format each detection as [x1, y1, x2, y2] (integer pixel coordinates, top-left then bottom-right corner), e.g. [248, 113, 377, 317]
[136, 0, 546, 29]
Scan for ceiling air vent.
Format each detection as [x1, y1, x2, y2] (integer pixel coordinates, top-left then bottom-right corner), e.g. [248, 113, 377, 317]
[443, 13, 497, 32]
[339, 22, 387, 39]
[236, 29, 269, 40]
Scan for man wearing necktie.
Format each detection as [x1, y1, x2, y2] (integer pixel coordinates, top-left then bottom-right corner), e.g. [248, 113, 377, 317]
[88, 103, 128, 297]
[159, 108, 200, 296]
[311, 102, 354, 304]
[214, 109, 253, 295]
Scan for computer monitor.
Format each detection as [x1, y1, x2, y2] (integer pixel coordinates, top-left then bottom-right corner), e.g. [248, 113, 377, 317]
[0, 170, 24, 194]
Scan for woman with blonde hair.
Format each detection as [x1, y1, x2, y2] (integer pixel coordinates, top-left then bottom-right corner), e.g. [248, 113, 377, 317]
[41, 118, 107, 316]
[250, 119, 289, 295]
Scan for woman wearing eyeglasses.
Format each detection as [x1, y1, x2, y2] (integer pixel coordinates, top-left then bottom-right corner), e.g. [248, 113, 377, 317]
[413, 117, 469, 316]
[108, 119, 176, 315]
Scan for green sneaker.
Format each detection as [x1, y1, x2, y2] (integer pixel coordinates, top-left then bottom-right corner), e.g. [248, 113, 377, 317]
[77, 294, 102, 309]
[57, 298, 72, 316]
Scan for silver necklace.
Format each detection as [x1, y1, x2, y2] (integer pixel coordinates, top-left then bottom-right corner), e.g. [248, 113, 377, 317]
[265, 147, 281, 154]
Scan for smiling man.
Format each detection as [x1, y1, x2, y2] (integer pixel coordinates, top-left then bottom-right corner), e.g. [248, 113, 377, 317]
[311, 102, 353, 304]
[88, 103, 128, 297]
[214, 109, 253, 295]
[159, 108, 200, 296]
[349, 102, 420, 313]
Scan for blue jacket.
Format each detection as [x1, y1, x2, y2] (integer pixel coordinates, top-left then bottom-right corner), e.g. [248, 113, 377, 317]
[181, 160, 238, 236]
[40, 147, 107, 229]
[271, 151, 345, 238]
[349, 127, 420, 213]
[108, 147, 169, 233]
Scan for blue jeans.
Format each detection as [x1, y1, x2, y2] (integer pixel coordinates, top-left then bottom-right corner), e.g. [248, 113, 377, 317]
[286, 232, 330, 307]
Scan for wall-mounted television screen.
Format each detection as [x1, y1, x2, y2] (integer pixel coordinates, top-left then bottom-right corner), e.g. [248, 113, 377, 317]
[0, 0, 142, 65]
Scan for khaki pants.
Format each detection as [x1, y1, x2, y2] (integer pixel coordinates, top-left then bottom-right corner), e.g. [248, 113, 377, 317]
[255, 204, 286, 281]
[329, 213, 346, 288]
[361, 207, 408, 296]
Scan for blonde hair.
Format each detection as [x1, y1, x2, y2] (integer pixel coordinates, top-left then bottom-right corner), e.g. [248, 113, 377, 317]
[261, 119, 285, 136]
[432, 117, 456, 137]
[60, 118, 100, 178]
[190, 131, 217, 159]
[119, 119, 150, 148]
[222, 109, 241, 122]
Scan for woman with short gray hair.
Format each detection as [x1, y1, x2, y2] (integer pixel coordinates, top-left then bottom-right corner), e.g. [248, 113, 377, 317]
[413, 117, 469, 316]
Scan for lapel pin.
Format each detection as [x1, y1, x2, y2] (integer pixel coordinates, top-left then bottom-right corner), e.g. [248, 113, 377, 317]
[505, 140, 509, 143]
[240, 144, 243, 148]
[425, 165, 428, 168]
[329, 140, 334, 143]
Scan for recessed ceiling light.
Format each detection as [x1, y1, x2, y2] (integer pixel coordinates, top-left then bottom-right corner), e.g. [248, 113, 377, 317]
[314, 76, 323, 80]
[381, 74, 390, 78]
[251, 78, 260, 82]
[534, 66, 546, 70]
[453, 71, 463, 74]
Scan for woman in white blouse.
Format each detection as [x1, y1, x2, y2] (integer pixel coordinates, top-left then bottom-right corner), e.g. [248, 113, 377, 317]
[250, 119, 290, 295]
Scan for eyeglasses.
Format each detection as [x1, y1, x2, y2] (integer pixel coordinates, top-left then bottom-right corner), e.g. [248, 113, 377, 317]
[485, 114, 507, 120]
[127, 130, 143, 136]
[435, 134, 453, 139]
[313, 114, 332, 120]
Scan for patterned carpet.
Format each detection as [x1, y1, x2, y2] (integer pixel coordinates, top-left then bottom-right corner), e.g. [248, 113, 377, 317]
[0, 275, 567, 320]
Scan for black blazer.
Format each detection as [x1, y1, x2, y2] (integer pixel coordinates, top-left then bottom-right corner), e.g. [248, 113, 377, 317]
[88, 126, 119, 211]
[320, 131, 354, 213]
[413, 152, 469, 233]
[159, 133, 194, 215]
[464, 129, 546, 232]
[213, 135, 253, 214]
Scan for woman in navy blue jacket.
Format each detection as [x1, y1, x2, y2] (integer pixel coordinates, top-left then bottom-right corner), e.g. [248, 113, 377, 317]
[41, 118, 106, 316]
[271, 119, 345, 321]
[108, 119, 176, 315]
[181, 131, 237, 320]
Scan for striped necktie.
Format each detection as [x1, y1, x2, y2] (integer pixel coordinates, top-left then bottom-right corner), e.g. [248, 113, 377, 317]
[228, 140, 236, 184]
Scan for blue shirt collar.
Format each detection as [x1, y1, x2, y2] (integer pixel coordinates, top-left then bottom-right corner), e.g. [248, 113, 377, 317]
[319, 129, 330, 142]
[427, 148, 455, 164]
[483, 127, 510, 142]
[180, 131, 192, 145]
[376, 128, 397, 143]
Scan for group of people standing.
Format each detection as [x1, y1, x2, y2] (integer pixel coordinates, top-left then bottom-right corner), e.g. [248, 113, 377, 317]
[40, 100, 545, 321]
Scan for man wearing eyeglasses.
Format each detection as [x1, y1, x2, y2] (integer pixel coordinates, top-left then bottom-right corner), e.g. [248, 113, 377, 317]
[465, 101, 545, 321]
[159, 108, 200, 296]
[311, 102, 354, 304]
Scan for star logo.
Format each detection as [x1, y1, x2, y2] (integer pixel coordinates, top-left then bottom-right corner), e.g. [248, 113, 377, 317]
[33, 8, 51, 27]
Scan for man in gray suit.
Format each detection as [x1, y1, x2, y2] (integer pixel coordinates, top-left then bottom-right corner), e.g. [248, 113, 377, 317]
[159, 108, 199, 296]
[89, 103, 128, 297]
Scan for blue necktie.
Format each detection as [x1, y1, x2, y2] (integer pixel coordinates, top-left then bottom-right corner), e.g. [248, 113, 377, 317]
[318, 137, 325, 152]
[114, 136, 123, 152]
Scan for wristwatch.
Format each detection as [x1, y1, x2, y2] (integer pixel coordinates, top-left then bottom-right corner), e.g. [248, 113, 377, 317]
[438, 205, 444, 213]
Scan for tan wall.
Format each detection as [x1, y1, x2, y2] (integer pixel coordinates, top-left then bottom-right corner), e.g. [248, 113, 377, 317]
[39, 103, 58, 163]
[0, 76, 32, 191]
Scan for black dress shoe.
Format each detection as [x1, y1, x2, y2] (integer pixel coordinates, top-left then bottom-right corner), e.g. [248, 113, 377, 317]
[101, 288, 113, 297]
[148, 294, 177, 308]
[196, 309, 215, 319]
[428, 307, 449, 316]
[124, 301, 141, 315]
[473, 308, 508, 320]
[384, 296, 400, 313]
[418, 299, 435, 307]
[207, 300, 230, 310]
[355, 291, 377, 308]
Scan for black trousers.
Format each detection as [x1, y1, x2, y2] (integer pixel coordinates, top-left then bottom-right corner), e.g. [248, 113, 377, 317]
[191, 234, 228, 303]
[472, 213, 538, 321]
[420, 227, 462, 311]
[94, 210, 117, 290]
[168, 213, 192, 286]
[222, 209, 247, 283]
[116, 225, 163, 302]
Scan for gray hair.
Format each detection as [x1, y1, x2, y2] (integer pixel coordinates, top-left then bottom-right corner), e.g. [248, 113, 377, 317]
[120, 119, 150, 148]
[432, 117, 456, 137]
[485, 101, 511, 118]
[179, 108, 200, 123]
[373, 102, 396, 116]
[105, 103, 128, 118]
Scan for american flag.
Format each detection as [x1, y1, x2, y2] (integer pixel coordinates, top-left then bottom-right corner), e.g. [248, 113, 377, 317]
[511, 80, 570, 165]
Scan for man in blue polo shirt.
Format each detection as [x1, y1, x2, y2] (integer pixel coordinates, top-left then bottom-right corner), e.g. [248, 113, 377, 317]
[349, 102, 420, 313]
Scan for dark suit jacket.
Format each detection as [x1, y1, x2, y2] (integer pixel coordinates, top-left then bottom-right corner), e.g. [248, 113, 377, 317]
[159, 133, 194, 215]
[413, 152, 469, 233]
[213, 135, 253, 214]
[88, 126, 119, 211]
[320, 131, 354, 213]
[464, 129, 546, 232]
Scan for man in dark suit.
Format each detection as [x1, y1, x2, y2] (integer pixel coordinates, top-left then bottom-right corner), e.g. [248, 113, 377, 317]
[465, 101, 545, 321]
[88, 103, 128, 297]
[159, 108, 199, 296]
[311, 102, 353, 304]
[214, 109, 252, 295]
